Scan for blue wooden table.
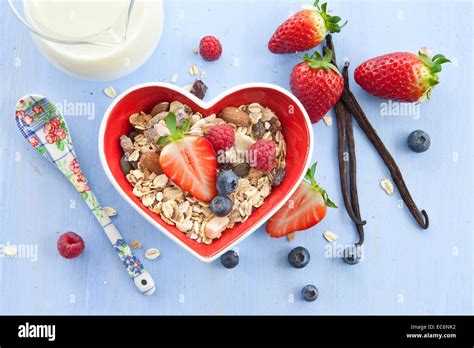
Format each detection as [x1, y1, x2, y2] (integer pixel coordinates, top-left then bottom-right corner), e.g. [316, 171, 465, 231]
[0, 0, 472, 314]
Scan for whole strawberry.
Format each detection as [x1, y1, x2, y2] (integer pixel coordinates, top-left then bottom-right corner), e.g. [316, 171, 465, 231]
[290, 49, 344, 123]
[268, 1, 346, 54]
[354, 50, 450, 102]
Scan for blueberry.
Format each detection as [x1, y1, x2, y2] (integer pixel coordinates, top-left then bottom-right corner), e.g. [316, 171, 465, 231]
[407, 130, 430, 153]
[217, 170, 239, 195]
[288, 246, 310, 269]
[221, 250, 239, 269]
[210, 195, 233, 217]
[301, 285, 319, 302]
[343, 245, 362, 265]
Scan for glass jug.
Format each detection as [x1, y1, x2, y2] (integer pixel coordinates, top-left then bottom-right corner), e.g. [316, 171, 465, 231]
[9, 0, 164, 81]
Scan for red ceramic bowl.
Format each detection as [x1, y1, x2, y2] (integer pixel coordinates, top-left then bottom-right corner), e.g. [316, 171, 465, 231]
[99, 83, 313, 262]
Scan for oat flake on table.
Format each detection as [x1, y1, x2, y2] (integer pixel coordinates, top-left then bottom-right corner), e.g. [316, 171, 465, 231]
[322, 115, 333, 126]
[380, 178, 394, 195]
[323, 230, 338, 242]
[103, 86, 117, 98]
[144, 248, 160, 260]
[188, 64, 199, 76]
[103, 206, 117, 217]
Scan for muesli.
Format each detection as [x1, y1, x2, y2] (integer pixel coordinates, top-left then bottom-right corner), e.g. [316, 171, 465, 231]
[119, 100, 286, 244]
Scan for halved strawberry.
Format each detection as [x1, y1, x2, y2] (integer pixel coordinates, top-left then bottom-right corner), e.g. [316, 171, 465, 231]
[158, 113, 217, 202]
[266, 163, 336, 238]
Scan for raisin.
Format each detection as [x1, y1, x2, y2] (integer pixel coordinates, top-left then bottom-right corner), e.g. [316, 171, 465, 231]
[272, 168, 286, 187]
[252, 121, 266, 139]
[233, 163, 250, 177]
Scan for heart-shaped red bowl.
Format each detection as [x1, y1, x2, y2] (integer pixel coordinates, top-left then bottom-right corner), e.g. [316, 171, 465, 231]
[99, 83, 313, 262]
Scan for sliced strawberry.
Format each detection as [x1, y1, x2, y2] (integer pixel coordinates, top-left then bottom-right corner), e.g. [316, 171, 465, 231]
[158, 113, 217, 202]
[266, 163, 336, 238]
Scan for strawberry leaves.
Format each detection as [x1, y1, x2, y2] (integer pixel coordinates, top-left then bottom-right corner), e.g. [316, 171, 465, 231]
[417, 50, 450, 100]
[302, 48, 340, 74]
[304, 163, 337, 208]
[157, 112, 191, 147]
[418, 50, 451, 76]
[314, 0, 347, 34]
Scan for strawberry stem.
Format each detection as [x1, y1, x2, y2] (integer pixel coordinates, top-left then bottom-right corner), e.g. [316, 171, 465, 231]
[418, 51, 450, 80]
[157, 112, 191, 147]
[304, 162, 337, 208]
[314, 0, 347, 33]
[417, 50, 450, 101]
[302, 49, 341, 75]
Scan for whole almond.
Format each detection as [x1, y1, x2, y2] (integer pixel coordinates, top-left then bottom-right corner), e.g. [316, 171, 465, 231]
[219, 107, 251, 126]
[139, 152, 163, 174]
[150, 102, 169, 116]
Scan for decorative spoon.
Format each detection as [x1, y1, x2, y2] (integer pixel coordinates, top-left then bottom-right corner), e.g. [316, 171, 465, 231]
[15, 94, 156, 295]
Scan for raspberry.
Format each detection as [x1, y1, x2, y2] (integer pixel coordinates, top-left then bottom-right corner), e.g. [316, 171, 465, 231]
[199, 36, 222, 61]
[205, 124, 234, 152]
[249, 140, 276, 172]
[57, 232, 85, 259]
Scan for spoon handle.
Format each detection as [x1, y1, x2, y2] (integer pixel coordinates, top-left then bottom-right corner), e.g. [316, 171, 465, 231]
[54, 145, 155, 295]
[83, 193, 156, 295]
[64, 158, 156, 295]
[15, 95, 155, 295]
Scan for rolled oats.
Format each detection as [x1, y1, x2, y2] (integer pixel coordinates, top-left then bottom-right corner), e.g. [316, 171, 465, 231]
[103, 206, 117, 217]
[188, 64, 199, 76]
[103, 86, 117, 98]
[323, 230, 338, 242]
[380, 178, 394, 195]
[322, 115, 333, 126]
[145, 248, 161, 260]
